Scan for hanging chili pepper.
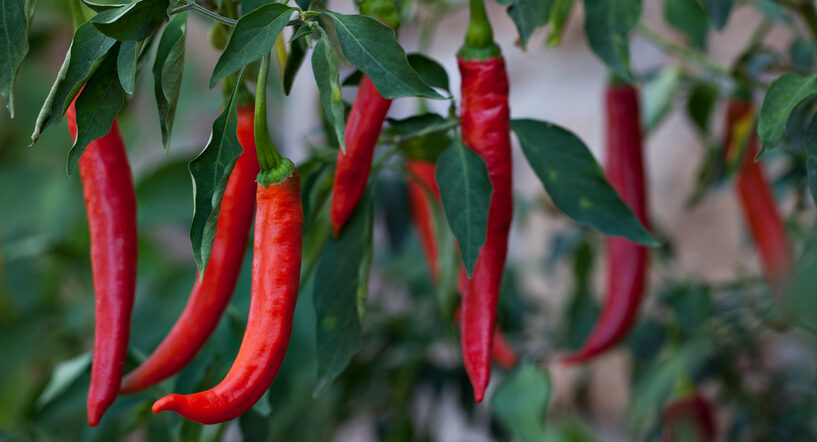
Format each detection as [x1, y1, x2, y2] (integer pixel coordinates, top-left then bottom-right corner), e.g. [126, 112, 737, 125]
[153, 54, 302, 425]
[457, 0, 513, 402]
[120, 105, 259, 394]
[562, 82, 649, 365]
[724, 98, 793, 289]
[662, 393, 717, 442]
[66, 98, 137, 426]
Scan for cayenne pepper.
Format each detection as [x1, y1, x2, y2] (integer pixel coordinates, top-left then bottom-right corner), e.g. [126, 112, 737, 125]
[457, 0, 513, 401]
[563, 82, 649, 364]
[724, 98, 793, 290]
[662, 393, 717, 442]
[152, 54, 302, 424]
[120, 104, 259, 394]
[66, 98, 137, 426]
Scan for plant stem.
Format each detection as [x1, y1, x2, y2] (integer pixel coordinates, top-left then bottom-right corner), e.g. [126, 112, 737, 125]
[254, 53, 283, 173]
[170, 1, 237, 26]
[636, 23, 731, 78]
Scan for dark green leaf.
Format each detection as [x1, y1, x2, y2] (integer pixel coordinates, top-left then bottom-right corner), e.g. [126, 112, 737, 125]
[583, 0, 640, 82]
[188, 73, 245, 273]
[753, 0, 792, 23]
[663, 0, 709, 49]
[407, 53, 450, 93]
[241, 0, 271, 14]
[313, 190, 373, 394]
[757, 73, 817, 155]
[686, 81, 718, 133]
[312, 32, 346, 152]
[802, 114, 817, 208]
[660, 284, 714, 335]
[210, 3, 295, 88]
[702, 0, 733, 29]
[642, 65, 681, 131]
[283, 28, 308, 95]
[153, 13, 187, 150]
[68, 47, 127, 175]
[82, 0, 130, 12]
[504, 0, 553, 49]
[323, 11, 443, 99]
[491, 364, 551, 442]
[790, 38, 816, 71]
[547, 0, 575, 46]
[789, 222, 817, 331]
[31, 21, 117, 144]
[435, 140, 493, 275]
[91, 0, 169, 41]
[35, 353, 91, 410]
[117, 40, 138, 94]
[239, 409, 269, 441]
[512, 119, 658, 246]
[0, 0, 29, 117]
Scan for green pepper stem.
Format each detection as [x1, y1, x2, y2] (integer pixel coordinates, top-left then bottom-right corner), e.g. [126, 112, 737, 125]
[254, 53, 283, 173]
[457, 0, 500, 60]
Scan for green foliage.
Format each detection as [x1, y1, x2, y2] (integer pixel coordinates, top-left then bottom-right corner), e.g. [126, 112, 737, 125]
[583, 0, 641, 82]
[312, 31, 346, 152]
[491, 364, 551, 441]
[0, 0, 29, 117]
[90, 0, 168, 41]
[153, 13, 187, 150]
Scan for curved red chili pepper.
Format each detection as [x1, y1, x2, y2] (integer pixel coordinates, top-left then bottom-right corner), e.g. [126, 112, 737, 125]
[152, 172, 302, 424]
[563, 83, 649, 364]
[120, 105, 259, 394]
[407, 159, 441, 281]
[458, 55, 513, 401]
[330, 75, 392, 236]
[66, 99, 137, 426]
[724, 100, 793, 288]
[662, 393, 717, 442]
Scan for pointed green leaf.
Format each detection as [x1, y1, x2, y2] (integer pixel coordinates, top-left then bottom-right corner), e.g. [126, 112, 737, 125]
[82, 0, 130, 12]
[31, 21, 117, 144]
[583, 0, 640, 82]
[512, 119, 657, 246]
[642, 65, 681, 131]
[491, 364, 551, 442]
[283, 27, 308, 95]
[91, 0, 169, 41]
[757, 73, 817, 155]
[547, 0, 575, 46]
[117, 40, 138, 94]
[68, 47, 127, 175]
[504, 0, 553, 49]
[188, 73, 245, 273]
[153, 13, 187, 150]
[322, 11, 443, 99]
[209, 3, 295, 88]
[435, 140, 493, 275]
[36, 353, 91, 410]
[702, 0, 733, 29]
[312, 32, 346, 152]
[407, 53, 450, 93]
[0, 0, 29, 117]
[686, 81, 718, 134]
[663, 0, 709, 49]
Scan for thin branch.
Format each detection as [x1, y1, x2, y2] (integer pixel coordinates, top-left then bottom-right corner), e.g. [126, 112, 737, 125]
[170, 1, 238, 26]
[636, 23, 731, 78]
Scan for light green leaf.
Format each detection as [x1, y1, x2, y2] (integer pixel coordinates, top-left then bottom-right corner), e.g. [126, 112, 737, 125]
[757, 73, 817, 155]
[312, 32, 346, 152]
[491, 364, 551, 442]
[547, 0, 575, 46]
[642, 65, 682, 131]
[36, 353, 91, 409]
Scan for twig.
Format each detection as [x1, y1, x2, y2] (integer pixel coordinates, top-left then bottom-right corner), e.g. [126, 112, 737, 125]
[170, 1, 237, 26]
[636, 23, 731, 78]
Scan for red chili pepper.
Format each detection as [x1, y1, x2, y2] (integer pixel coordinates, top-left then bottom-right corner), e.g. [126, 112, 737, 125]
[330, 75, 392, 236]
[457, 0, 513, 402]
[662, 393, 717, 442]
[407, 159, 441, 281]
[152, 172, 302, 424]
[724, 100, 793, 289]
[120, 105, 259, 394]
[66, 99, 137, 426]
[563, 82, 649, 365]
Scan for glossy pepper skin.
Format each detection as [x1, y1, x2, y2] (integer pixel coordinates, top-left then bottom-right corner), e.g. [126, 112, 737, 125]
[152, 172, 302, 424]
[662, 393, 717, 442]
[66, 100, 137, 426]
[724, 100, 793, 289]
[120, 105, 260, 394]
[563, 83, 649, 364]
[330, 75, 392, 236]
[458, 54, 513, 402]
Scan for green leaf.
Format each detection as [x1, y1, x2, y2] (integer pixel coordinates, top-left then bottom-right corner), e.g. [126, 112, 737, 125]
[82, 0, 130, 12]
[323, 11, 443, 99]
[686, 81, 718, 134]
[702, 0, 733, 29]
[188, 73, 245, 274]
[583, 0, 640, 82]
[312, 32, 346, 152]
[491, 364, 551, 442]
[153, 13, 187, 150]
[512, 119, 657, 246]
[117, 40, 138, 94]
[35, 353, 91, 410]
[91, 0, 169, 41]
[802, 114, 817, 208]
[407, 53, 450, 93]
[0, 0, 29, 118]
[68, 46, 127, 175]
[31, 21, 117, 144]
[435, 140, 493, 275]
[663, 0, 709, 49]
[209, 3, 295, 88]
[547, 0, 575, 46]
[241, 0, 272, 14]
[790, 38, 816, 71]
[642, 65, 681, 132]
[239, 409, 270, 441]
[757, 73, 817, 155]
[313, 190, 373, 394]
[504, 0, 553, 49]
[283, 27, 308, 95]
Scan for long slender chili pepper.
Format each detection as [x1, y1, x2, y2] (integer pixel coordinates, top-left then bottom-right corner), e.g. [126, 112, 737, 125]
[120, 105, 259, 394]
[153, 53, 302, 425]
[66, 98, 137, 426]
[457, 0, 513, 402]
[662, 393, 717, 442]
[563, 82, 649, 364]
[330, 75, 392, 236]
[410, 160, 518, 370]
[724, 99, 793, 289]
